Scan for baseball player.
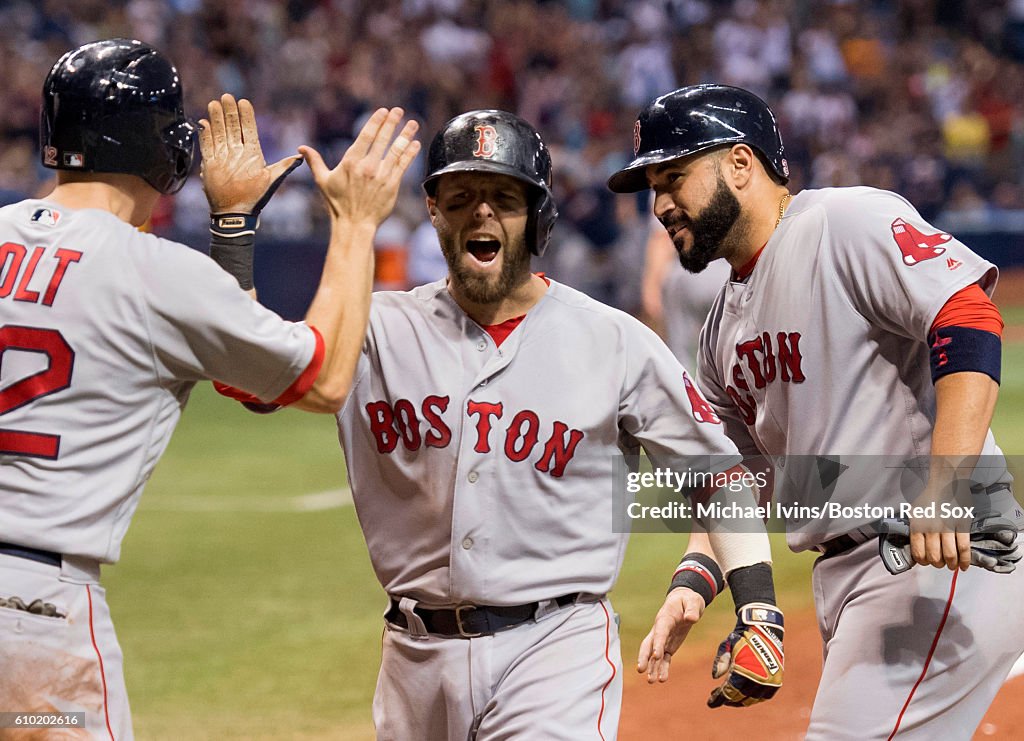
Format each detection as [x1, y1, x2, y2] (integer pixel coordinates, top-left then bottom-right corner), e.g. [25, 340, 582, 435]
[312, 110, 785, 739]
[0, 38, 419, 738]
[609, 84, 1024, 739]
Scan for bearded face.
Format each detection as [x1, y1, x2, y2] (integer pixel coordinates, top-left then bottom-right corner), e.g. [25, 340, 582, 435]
[659, 168, 743, 274]
[430, 172, 534, 304]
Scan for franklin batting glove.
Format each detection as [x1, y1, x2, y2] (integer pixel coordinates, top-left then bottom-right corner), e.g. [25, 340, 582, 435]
[707, 602, 784, 708]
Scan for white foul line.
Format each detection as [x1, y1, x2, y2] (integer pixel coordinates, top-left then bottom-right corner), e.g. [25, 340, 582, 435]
[141, 488, 352, 513]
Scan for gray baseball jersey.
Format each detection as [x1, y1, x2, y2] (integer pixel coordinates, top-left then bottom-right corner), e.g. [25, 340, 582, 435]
[337, 276, 744, 738]
[0, 200, 318, 563]
[338, 277, 740, 606]
[697, 186, 1012, 549]
[695, 186, 1024, 739]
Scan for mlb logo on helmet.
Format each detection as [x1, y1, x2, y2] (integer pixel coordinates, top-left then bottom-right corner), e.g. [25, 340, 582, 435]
[63, 152, 85, 168]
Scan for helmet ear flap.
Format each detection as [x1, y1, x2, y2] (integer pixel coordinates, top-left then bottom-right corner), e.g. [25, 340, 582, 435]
[528, 188, 558, 256]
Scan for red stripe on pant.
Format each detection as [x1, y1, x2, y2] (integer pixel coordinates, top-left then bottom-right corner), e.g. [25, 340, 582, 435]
[887, 569, 958, 740]
[87, 585, 116, 741]
[598, 601, 617, 741]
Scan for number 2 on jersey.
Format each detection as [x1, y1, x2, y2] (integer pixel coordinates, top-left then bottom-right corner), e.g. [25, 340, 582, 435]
[0, 325, 74, 459]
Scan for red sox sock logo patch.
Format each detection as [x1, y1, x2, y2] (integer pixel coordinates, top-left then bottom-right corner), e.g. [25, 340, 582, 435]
[890, 218, 951, 266]
[682, 371, 720, 424]
[473, 125, 499, 159]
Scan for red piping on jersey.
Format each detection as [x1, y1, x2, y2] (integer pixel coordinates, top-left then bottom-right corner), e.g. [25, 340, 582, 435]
[87, 585, 116, 741]
[598, 600, 616, 741]
[274, 325, 325, 405]
[886, 569, 958, 740]
[929, 284, 1003, 337]
[213, 325, 325, 407]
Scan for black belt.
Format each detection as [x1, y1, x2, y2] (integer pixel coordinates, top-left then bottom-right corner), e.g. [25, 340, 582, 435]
[816, 531, 882, 559]
[0, 543, 62, 568]
[386, 594, 580, 638]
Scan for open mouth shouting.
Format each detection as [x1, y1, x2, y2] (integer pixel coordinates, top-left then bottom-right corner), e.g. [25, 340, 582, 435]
[466, 236, 502, 266]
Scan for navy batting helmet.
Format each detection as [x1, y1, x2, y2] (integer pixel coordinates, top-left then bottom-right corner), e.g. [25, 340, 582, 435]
[40, 38, 197, 195]
[423, 110, 558, 256]
[607, 84, 789, 193]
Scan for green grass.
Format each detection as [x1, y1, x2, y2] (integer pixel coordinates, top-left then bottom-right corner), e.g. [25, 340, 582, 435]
[998, 305, 1024, 328]
[105, 333, 1024, 739]
[107, 391, 379, 740]
[993, 340, 1024, 443]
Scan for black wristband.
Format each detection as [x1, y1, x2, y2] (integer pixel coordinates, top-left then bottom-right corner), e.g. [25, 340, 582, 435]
[209, 231, 255, 290]
[669, 553, 724, 606]
[727, 562, 776, 612]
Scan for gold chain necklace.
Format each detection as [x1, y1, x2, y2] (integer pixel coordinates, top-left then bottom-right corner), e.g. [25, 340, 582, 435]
[775, 193, 792, 229]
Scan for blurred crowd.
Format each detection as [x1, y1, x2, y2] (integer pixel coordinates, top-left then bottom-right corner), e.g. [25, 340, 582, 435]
[3, 0, 1024, 310]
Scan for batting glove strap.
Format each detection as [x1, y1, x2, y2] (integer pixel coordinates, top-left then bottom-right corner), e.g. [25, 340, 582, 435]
[210, 213, 260, 238]
[707, 602, 785, 709]
[669, 552, 724, 606]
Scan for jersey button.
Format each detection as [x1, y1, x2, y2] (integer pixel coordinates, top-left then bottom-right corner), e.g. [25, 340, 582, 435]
[477, 340, 487, 351]
[462, 537, 474, 550]
[478, 379, 488, 387]
[467, 471, 479, 483]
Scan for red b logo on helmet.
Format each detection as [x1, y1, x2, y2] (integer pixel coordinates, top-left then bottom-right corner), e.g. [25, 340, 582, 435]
[473, 125, 498, 159]
[633, 121, 642, 156]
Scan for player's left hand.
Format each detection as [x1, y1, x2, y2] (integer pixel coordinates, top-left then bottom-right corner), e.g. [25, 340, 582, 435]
[199, 93, 302, 215]
[907, 491, 972, 571]
[637, 587, 706, 684]
[707, 602, 784, 708]
[880, 516, 1020, 574]
[909, 524, 971, 571]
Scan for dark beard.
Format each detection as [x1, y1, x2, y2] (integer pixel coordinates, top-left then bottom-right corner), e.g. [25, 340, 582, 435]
[664, 174, 742, 274]
[439, 229, 532, 304]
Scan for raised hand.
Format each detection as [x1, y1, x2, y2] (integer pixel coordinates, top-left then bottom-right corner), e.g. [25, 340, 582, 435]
[299, 107, 420, 226]
[199, 93, 301, 215]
